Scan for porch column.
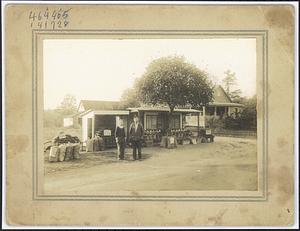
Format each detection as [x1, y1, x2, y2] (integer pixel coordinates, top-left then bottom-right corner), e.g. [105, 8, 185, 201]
[202, 106, 206, 127]
[197, 112, 200, 137]
[180, 113, 183, 129]
[92, 115, 95, 138]
[214, 106, 217, 117]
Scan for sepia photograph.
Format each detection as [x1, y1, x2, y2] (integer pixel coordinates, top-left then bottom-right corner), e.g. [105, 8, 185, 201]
[4, 2, 297, 227]
[42, 38, 258, 194]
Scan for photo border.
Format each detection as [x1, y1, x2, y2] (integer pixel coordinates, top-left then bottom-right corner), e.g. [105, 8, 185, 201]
[33, 29, 268, 201]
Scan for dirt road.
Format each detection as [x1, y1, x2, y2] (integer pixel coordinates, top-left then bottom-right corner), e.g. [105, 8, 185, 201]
[43, 136, 257, 194]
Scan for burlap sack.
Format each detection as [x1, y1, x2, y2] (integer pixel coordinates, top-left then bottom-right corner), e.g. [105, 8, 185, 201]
[64, 144, 74, 161]
[58, 144, 67, 162]
[73, 143, 80, 159]
[86, 139, 93, 152]
[48, 146, 59, 162]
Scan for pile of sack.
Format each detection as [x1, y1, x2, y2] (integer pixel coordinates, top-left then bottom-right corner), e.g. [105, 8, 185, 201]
[86, 136, 105, 152]
[49, 143, 81, 162]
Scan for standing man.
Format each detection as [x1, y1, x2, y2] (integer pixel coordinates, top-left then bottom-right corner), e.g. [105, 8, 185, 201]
[115, 119, 126, 160]
[129, 115, 144, 160]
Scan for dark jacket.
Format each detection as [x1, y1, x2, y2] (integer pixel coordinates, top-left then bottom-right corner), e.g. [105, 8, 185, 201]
[115, 126, 126, 142]
[129, 122, 144, 141]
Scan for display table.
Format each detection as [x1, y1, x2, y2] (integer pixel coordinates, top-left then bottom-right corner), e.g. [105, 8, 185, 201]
[160, 136, 177, 149]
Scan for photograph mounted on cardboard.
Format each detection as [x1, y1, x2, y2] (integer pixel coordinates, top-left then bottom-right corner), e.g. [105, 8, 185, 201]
[41, 38, 259, 195]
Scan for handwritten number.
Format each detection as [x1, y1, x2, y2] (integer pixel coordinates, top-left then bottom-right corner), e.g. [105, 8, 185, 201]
[62, 8, 72, 19]
[38, 21, 42, 28]
[52, 10, 57, 20]
[64, 20, 69, 27]
[38, 11, 42, 20]
[30, 8, 71, 29]
[44, 9, 49, 20]
[57, 8, 62, 19]
[29, 11, 36, 21]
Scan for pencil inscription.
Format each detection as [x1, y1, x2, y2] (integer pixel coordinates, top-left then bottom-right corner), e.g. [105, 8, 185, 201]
[29, 7, 71, 29]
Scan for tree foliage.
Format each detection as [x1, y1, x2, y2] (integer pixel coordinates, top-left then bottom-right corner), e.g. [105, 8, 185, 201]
[136, 56, 214, 112]
[44, 94, 78, 128]
[224, 95, 257, 130]
[120, 79, 141, 108]
[222, 70, 243, 102]
[222, 69, 237, 93]
[57, 94, 77, 115]
[43, 109, 63, 127]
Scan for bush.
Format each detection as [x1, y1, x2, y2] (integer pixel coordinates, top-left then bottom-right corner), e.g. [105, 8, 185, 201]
[224, 116, 241, 129]
[224, 108, 256, 130]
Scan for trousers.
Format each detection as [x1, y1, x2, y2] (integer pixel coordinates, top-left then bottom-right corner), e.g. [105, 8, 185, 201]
[131, 140, 142, 159]
[117, 140, 125, 159]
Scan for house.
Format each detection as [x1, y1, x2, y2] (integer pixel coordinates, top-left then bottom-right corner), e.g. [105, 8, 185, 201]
[78, 100, 121, 112]
[77, 85, 244, 142]
[205, 85, 244, 119]
[77, 100, 128, 142]
[127, 105, 204, 131]
[79, 103, 203, 144]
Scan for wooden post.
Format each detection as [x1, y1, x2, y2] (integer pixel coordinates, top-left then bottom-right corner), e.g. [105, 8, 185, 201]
[92, 115, 95, 138]
[214, 106, 217, 117]
[197, 112, 200, 137]
[203, 106, 206, 127]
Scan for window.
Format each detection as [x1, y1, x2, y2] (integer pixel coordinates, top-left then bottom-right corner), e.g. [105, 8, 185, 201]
[170, 114, 180, 129]
[206, 107, 215, 116]
[216, 107, 225, 116]
[146, 115, 158, 129]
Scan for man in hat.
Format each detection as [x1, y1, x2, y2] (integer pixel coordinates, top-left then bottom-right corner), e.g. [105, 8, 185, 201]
[129, 115, 144, 160]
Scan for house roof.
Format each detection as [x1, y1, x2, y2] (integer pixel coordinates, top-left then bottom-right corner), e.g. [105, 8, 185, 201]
[63, 110, 87, 118]
[128, 106, 201, 113]
[78, 100, 123, 111]
[213, 85, 232, 103]
[208, 102, 244, 107]
[77, 85, 242, 114]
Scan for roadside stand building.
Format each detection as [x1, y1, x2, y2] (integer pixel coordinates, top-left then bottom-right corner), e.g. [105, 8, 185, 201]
[77, 85, 243, 150]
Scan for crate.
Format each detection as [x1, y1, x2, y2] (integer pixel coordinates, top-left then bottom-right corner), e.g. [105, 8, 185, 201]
[182, 139, 191, 145]
[145, 140, 154, 147]
[190, 137, 197, 144]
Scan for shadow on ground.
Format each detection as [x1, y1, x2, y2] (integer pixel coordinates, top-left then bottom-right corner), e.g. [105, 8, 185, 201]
[44, 149, 153, 174]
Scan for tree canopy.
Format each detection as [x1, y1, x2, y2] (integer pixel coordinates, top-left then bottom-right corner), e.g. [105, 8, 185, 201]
[120, 78, 141, 108]
[222, 69, 243, 103]
[57, 94, 77, 115]
[136, 56, 214, 112]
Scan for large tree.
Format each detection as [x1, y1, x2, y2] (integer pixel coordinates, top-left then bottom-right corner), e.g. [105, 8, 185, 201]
[57, 94, 77, 115]
[136, 56, 214, 130]
[120, 79, 141, 108]
[222, 69, 243, 102]
[222, 69, 237, 94]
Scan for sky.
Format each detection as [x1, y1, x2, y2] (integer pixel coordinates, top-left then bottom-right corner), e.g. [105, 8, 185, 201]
[43, 38, 256, 109]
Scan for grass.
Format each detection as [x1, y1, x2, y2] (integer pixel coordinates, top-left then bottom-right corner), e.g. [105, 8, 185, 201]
[43, 126, 82, 143]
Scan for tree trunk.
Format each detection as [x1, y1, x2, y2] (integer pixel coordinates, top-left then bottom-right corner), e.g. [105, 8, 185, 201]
[166, 106, 174, 136]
